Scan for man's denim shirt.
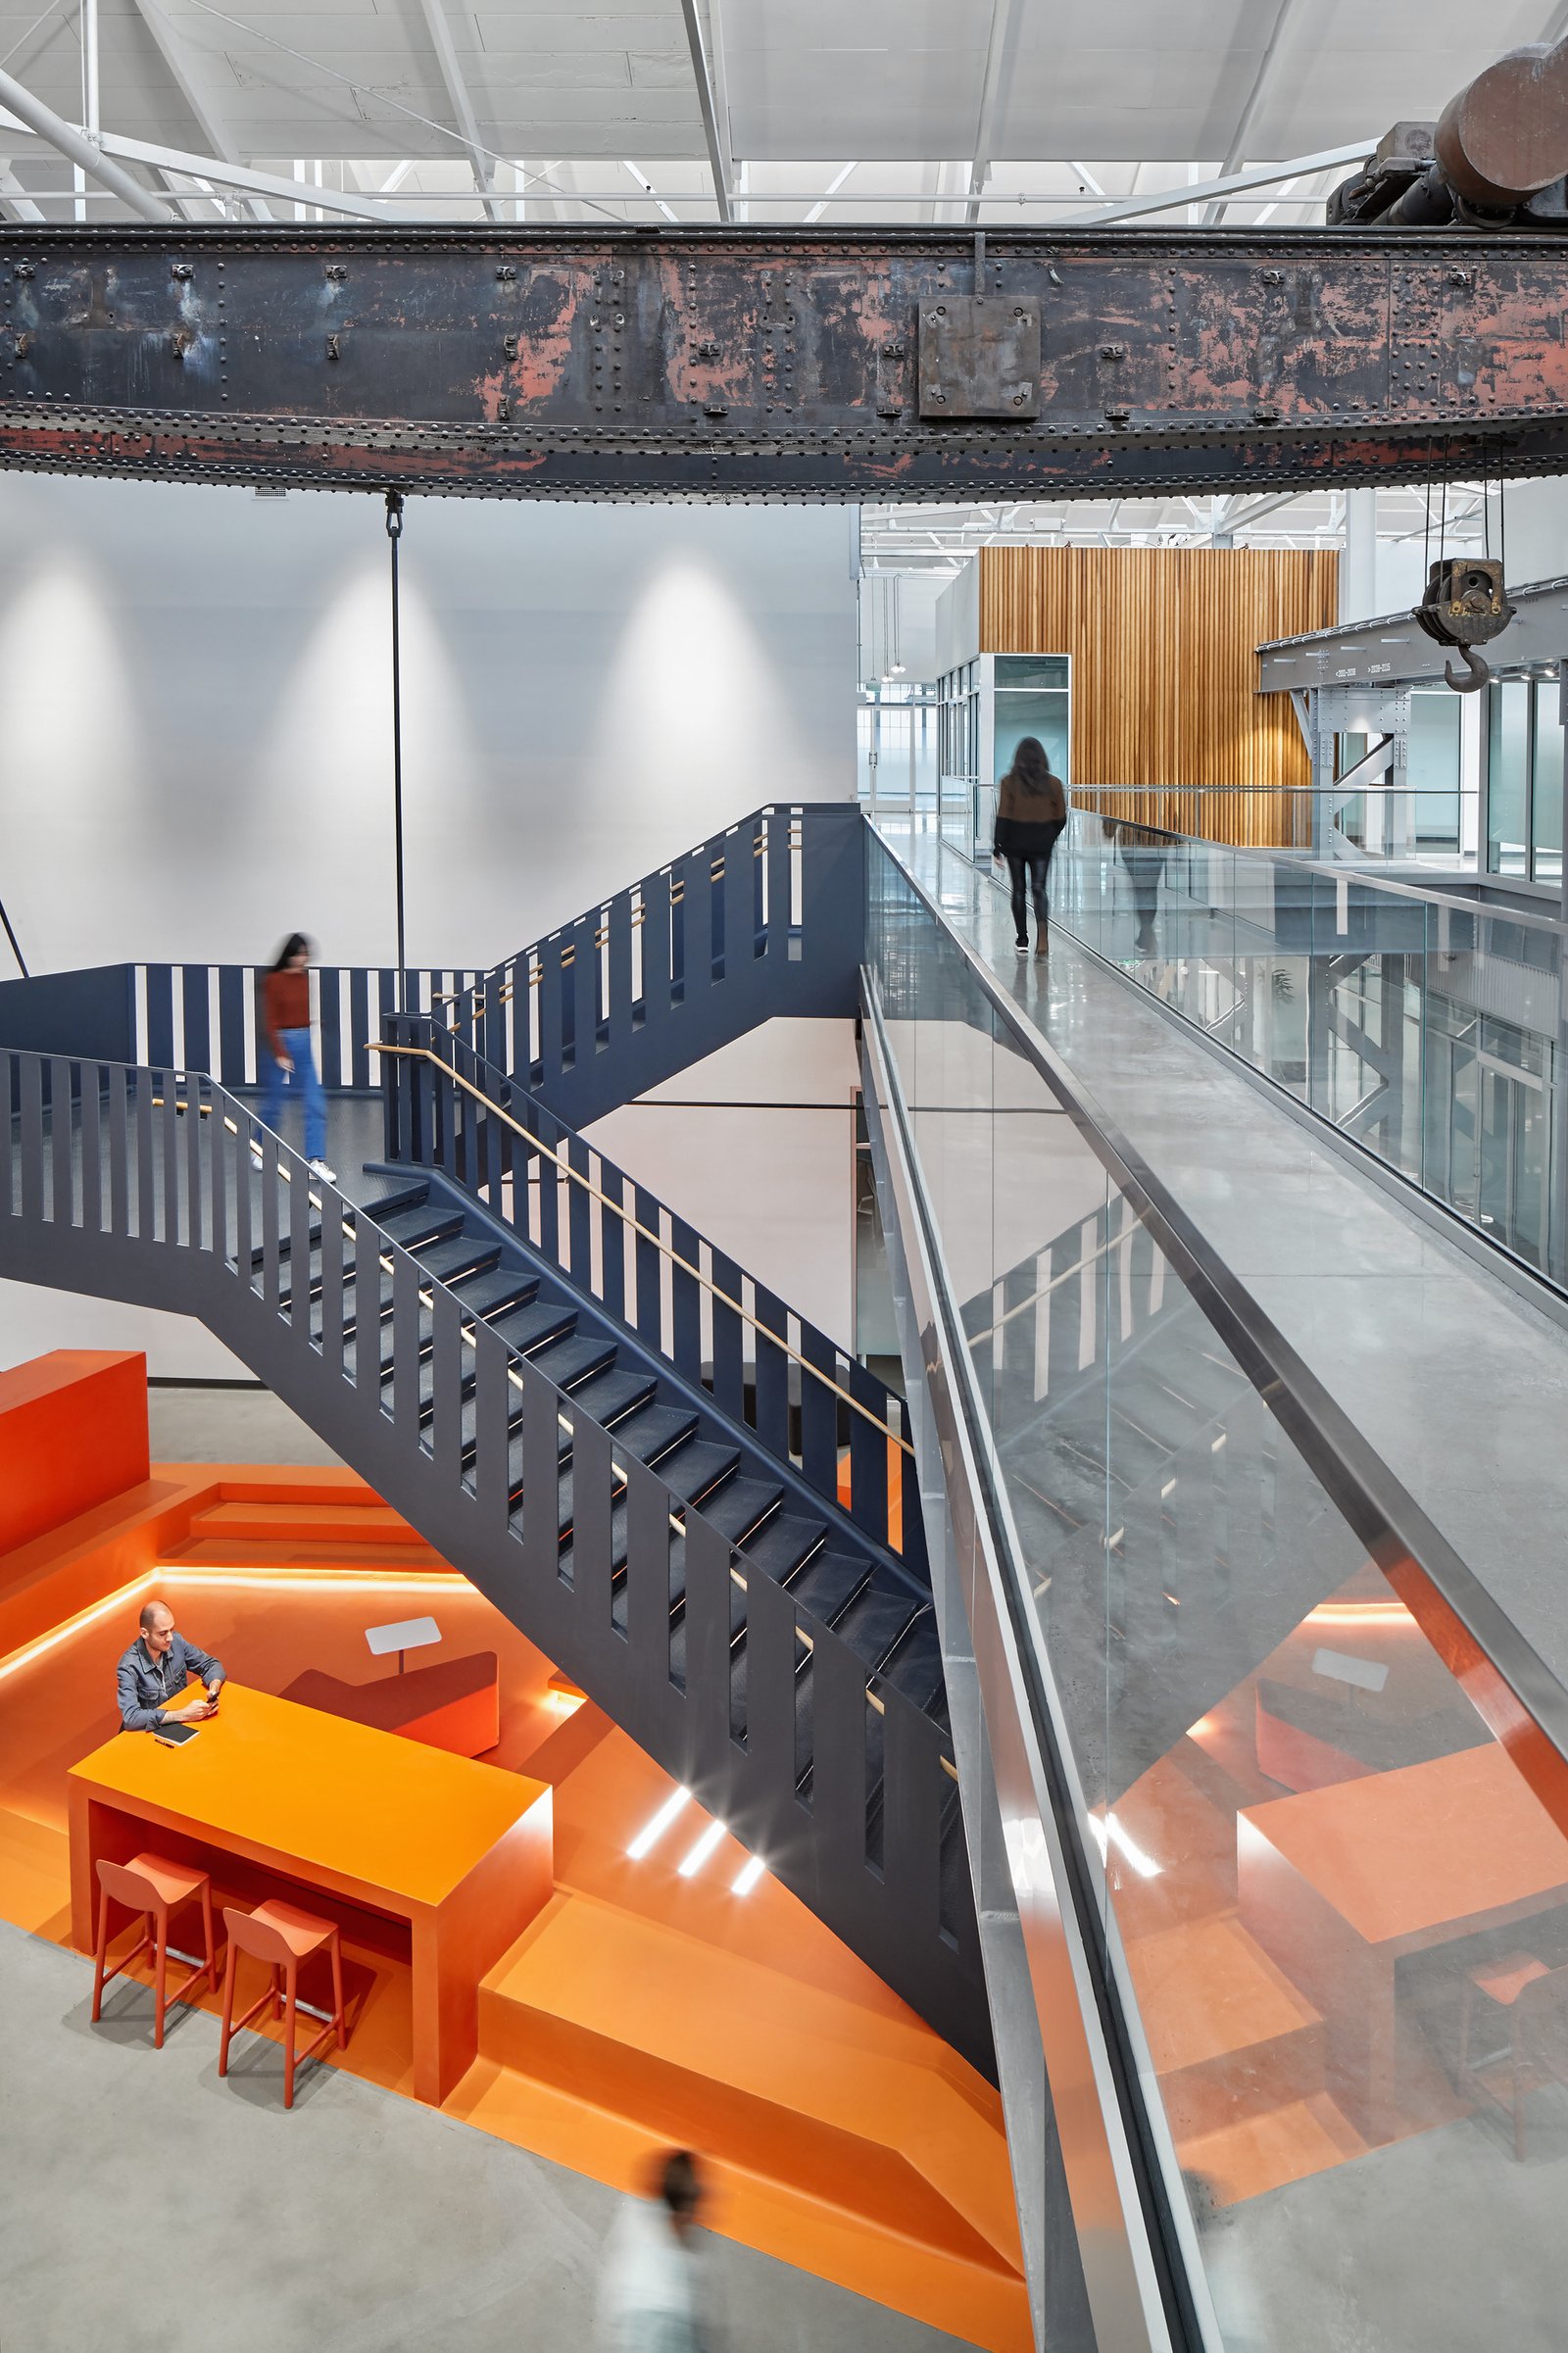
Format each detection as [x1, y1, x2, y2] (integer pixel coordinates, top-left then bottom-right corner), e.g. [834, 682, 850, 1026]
[115, 1633, 225, 1732]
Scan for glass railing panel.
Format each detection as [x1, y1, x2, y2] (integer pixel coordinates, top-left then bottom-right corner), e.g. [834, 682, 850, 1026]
[865, 830, 1568, 2351]
[1004, 812, 1567, 1292]
[1068, 786, 1484, 871]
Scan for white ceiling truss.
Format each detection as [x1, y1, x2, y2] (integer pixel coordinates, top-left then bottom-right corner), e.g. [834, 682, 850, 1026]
[0, 6, 1553, 230]
[859, 488, 1491, 574]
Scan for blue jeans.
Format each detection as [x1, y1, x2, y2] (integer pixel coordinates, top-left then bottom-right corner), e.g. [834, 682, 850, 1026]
[260, 1026, 326, 1163]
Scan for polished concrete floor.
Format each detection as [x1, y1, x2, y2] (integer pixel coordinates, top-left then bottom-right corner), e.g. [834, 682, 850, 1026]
[147, 1380, 350, 1466]
[890, 827, 1568, 1699]
[3, 1922, 977, 2353]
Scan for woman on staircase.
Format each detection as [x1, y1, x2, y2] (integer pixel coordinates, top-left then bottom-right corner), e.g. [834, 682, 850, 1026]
[259, 932, 336, 1183]
[991, 735, 1067, 959]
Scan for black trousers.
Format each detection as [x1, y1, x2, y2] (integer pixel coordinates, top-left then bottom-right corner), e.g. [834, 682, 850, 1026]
[1005, 822, 1064, 941]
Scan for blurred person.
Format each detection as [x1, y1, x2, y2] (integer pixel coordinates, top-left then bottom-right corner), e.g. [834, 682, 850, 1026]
[260, 931, 335, 1183]
[1183, 2170, 1264, 2351]
[1109, 819, 1167, 955]
[116, 1597, 224, 1733]
[991, 735, 1067, 958]
[596, 2149, 714, 2353]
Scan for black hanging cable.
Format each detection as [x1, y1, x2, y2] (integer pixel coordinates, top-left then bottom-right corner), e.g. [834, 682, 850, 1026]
[0, 890, 26, 978]
[385, 490, 407, 1014]
[1498, 444, 1508, 590]
[1439, 433, 1451, 568]
[1422, 438, 1434, 582]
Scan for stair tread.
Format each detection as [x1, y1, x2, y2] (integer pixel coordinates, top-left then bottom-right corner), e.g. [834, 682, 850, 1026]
[700, 1476, 784, 1544]
[785, 1547, 868, 1623]
[527, 1330, 619, 1391]
[416, 1233, 502, 1285]
[662, 1440, 742, 1504]
[379, 1203, 465, 1250]
[831, 1580, 921, 1668]
[611, 1401, 700, 1465]
[568, 1366, 658, 1426]
[744, 1510, 827, 1579]
[449, 1264, 539, 1319]
[880, 1617, 947, 1713]
[492, 1297, 579, 1353]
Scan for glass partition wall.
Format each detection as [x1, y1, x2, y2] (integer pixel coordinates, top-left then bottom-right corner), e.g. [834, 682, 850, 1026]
[1488, 675, 1565, 886]
[939, 654, 1071, 860]
[866, 831, 1568, 2353]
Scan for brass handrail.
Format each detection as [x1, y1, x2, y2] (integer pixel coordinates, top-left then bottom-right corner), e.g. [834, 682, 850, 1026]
[372, 1040, 914, 1459]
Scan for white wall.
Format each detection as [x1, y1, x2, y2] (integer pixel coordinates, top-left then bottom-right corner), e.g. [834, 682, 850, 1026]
[934, 560, 980, 674]
[0, 481, 858, 1377]
[1498, 476, 1568, 590]
[0, 479, 857, 978]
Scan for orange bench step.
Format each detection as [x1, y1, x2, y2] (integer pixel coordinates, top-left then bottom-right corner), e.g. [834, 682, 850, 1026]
[188, 1500, 434, 1547]
[478, 1890, 1021, 2278]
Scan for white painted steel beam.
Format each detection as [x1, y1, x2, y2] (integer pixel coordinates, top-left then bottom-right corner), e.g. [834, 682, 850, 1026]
[0, 114, 401, 221]
[0, 159, 43, 221]
[0, 66, 172, 221]
[125, 0, 272, 221]
[677, 0, 731, 221]
[414, 0, 505, 224]
[1079, 142, 1375, 224]
[966, 0, 1023, 221]
[1206, 0, 1308, 222]
[705, 0, 737, 206]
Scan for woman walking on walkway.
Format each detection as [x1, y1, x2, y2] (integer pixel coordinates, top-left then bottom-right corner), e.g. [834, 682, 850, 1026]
[260, 932, 335, 1183]
[992, 736, 1067, 958]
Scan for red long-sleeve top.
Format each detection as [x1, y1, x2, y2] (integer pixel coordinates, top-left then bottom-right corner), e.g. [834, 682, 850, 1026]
[264, 967, 311, 1058]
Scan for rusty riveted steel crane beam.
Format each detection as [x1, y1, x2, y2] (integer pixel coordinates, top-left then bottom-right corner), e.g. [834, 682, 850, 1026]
[3, 224, 1568, 500]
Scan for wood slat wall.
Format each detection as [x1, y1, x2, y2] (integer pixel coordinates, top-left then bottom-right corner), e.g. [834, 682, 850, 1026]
[979, 545, 1339, 847]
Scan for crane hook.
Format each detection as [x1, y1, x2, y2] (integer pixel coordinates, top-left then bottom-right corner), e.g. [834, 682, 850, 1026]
[1444, 642, 1491, 695]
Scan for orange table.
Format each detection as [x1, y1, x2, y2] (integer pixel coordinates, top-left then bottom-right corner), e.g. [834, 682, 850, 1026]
[69, 1683, 552, 2103]
[1238, 1742, 1568, 2142]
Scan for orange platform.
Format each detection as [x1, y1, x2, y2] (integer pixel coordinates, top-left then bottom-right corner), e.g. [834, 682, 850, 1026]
[0, 1352, 1026, 2351]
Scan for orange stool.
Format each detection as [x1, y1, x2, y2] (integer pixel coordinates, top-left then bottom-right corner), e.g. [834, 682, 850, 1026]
[91, 1852, 216, 2048]
[219, 1897, 347, 2109]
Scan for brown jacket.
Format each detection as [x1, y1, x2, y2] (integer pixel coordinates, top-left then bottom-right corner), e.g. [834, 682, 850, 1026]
[994, 765, 1066, 857]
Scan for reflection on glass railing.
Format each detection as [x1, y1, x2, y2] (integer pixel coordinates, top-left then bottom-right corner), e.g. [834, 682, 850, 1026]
[1037, 812, 1561, 1290]
[1066, 785, 1483, 870]
[866, 834, 1568, 2353]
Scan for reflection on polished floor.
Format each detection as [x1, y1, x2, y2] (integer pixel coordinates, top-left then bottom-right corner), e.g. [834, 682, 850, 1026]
[868, 821, 1568, 2348]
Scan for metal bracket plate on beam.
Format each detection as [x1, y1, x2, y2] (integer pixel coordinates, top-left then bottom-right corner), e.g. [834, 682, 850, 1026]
[917, 295, 1041, 418]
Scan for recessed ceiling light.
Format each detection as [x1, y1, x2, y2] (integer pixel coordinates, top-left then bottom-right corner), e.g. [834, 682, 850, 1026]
[627, 1786, 690, 1860]
[677, 1819, 727, 1879]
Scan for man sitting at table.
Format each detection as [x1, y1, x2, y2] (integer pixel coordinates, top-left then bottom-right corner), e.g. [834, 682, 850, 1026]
[116, 1599, 225, 1733]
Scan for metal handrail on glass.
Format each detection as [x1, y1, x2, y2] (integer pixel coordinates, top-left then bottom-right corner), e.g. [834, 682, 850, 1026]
[863, 829, 1568, 2353]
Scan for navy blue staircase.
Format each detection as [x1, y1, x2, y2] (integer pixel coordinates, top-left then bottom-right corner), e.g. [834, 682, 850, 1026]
[0, 1050, 985, 2073]
[325, 1162, 952, 1862]
[442, 803, 866, 1130]
[0, 806, 863, 1135]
